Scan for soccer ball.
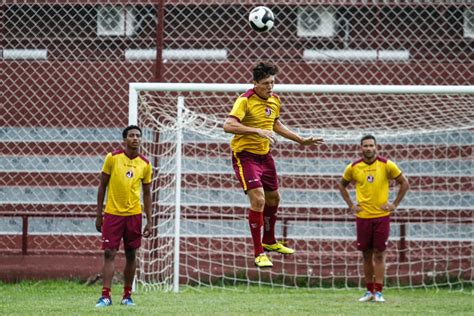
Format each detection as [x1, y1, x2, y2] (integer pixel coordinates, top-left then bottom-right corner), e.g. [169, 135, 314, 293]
[248, 6, 274, 33]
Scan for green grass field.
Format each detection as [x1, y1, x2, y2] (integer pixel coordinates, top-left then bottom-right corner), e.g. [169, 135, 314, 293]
[0, 281, 472, 315]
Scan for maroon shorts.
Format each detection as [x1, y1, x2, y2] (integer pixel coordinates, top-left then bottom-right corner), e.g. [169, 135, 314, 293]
[101, 213, 142, 250]
[356, 215, 390, 252]
[232, 151, 278, 192]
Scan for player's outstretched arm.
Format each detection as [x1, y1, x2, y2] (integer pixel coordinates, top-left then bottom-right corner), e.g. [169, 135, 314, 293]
[273, 119, 324, 146]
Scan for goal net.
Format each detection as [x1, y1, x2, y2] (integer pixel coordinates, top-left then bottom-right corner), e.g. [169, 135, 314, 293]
[131, 83, 473, 292]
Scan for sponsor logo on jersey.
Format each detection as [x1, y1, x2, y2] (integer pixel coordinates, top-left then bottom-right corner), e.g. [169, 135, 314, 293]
[367, 175, 374, 183]
[126, 170, 134, 178]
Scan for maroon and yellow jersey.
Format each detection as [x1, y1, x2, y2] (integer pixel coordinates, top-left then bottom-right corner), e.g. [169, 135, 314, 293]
[102, 150, 153, 216]
[228, 89, 280, 155]
[342, 156, 402, 219]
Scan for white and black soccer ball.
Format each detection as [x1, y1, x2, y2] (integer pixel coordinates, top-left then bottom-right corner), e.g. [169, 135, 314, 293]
[248, 6, 274, 33]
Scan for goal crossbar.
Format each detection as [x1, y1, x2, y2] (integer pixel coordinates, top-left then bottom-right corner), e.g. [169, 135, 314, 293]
[129, 83, 474, 125]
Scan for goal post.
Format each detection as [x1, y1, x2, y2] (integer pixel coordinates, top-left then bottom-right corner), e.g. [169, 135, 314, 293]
[129, 83, 474, 292]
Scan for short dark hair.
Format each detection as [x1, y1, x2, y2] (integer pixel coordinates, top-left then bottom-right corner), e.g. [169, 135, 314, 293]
[252, 62, 278, 82]
[360, 134, 376, 145]
[122, 125, 142, 139]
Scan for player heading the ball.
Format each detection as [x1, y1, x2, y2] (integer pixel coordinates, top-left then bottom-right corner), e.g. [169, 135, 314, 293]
[223, 62, 324, 268]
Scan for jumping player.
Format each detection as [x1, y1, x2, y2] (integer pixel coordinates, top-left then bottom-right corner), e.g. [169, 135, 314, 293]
[223, 62, 324, 268]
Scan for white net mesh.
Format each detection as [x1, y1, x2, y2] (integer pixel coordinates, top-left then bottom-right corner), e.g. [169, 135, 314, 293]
[134, 85, 473, 291]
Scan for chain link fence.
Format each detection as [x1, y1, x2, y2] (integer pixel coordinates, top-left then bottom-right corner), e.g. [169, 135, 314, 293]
[1, 1, 473, 277]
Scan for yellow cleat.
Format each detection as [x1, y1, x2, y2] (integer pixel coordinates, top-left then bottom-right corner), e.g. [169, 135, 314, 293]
[262, 241, 295, 255]
[254, 253, 273, 268]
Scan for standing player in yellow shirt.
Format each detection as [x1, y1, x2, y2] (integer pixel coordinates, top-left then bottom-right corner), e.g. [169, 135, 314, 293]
[95, 125, 153, 307]
[223, 62, 324, 268]
[338, 135, 409, 303]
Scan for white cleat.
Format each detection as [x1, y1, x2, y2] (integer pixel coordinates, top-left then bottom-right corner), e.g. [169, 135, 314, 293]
[358, 291, 374, 302]
[374, 291, 385, 302]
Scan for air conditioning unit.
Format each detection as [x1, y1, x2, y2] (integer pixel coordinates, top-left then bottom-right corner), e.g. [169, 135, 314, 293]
[464, 8, 474, 39]
[97, 5, 137, 36]
[297, 7, 336, 37]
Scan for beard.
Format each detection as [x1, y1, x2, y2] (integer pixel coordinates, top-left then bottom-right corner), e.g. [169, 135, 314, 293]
[363, 151, 375, 159]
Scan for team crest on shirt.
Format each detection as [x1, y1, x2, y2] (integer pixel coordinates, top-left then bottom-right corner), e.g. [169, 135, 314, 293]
[367, 175, 374, 183]
[265, 107, 272, 117]
[126, 170, 134, 178]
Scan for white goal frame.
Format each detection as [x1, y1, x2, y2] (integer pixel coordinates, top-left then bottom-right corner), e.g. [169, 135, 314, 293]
[129, 83, 473, 292]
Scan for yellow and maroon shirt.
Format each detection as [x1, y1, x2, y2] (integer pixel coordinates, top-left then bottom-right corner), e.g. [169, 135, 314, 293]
[228, 89, 280, 155]
[342, 156, 402, 219]
[102, 150, 153, 216]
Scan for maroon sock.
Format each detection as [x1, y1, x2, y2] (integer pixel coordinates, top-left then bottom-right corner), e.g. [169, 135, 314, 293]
[262, 204, 278, 245]
[248, 209, 264, 256]
[123, 286, 132, 299]
[101, 287, 111, 298]
[374, 283, 383, 293]
[366, 282, 374, 293]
